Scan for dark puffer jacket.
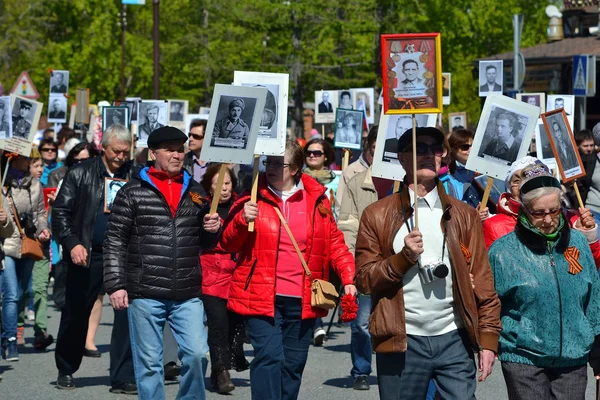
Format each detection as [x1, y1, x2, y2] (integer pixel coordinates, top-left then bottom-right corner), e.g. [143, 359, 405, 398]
[103, 167, 219, 301]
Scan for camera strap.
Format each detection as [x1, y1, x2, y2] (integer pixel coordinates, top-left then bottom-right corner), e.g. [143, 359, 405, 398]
[403, 199, 449, 263]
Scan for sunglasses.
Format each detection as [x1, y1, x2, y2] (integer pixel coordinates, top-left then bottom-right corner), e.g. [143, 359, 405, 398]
[401, 142, 444, 156]
[73, 156, 89, 164]
[525, 206, 562, 218]
[305, 150, 324, 158]
[262, 159, 290, 169]
[456, 144, 472, 151]
[190, 134, 204, 140]
[41, 148, 57, 152]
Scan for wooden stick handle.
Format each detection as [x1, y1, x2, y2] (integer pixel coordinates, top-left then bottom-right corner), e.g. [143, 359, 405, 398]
[209, 164, 229, 215]
[573, 180, 584, 209]
[248, 155, 260, 232]
[412, 114, 418, 229]
[479, 176, 494, 211]
[393, 181, 400, 193]
[342, 149, 350, 170]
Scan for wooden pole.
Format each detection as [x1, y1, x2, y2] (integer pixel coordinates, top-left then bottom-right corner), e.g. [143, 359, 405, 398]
[573, 180, 584, 209]
[411, 114, 418, 229]
[321, 124, 325, 137]
[209, 164, 229, 215]
[479, 176, 494, 211]
[248, 155, 260, 232]
[0, 156, 13, 207]
[342, 149, 350, 170]
[393, 181, 400, 193]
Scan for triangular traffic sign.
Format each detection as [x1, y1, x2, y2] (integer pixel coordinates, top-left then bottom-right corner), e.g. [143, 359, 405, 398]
[10, 71, 40, 99]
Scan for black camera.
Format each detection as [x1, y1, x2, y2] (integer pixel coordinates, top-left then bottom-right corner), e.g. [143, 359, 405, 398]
[19, 212, 37, 238]
[418, 260, 449, 284]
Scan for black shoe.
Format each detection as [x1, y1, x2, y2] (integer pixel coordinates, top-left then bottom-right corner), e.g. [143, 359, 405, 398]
[214, 370, 235, 394]
[164, 361, 181, 381]
[352, 375, 370, 390]
[34, 332, 54, 351]
[83, 348, 101, 358]
[110, 382, 138, 395]
[57, 374, 75, 390]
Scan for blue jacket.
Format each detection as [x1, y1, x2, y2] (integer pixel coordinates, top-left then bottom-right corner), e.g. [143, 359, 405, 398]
[489, 217, 600, 368]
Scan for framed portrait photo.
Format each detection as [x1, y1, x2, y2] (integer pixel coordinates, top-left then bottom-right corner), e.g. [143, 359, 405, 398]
[113, 100, 135, 125]
[516, 93, 546, 113]
[315, 90, 338, 123]
[233, 71, 289, 156]
[353, 88, 375, 124]
[448, 112, 467, 132]
[478, 60, 504, 97]
[200, 84, 267, 165]
[333, 108, 364, 150]
[0, 95, 14, 139]
[167, 99, 189, 130]
[104, 177, 128, 213]
[47, 94, 68, 124]
[442, 73, 451, 105]
[75, 88, 90, 124]
[541, 108, 585, 182]
[102, 106, 130, 133]
[381, 33, 443, 114]
[534, 118, 556, 166]
[50, 70, 69, 94]
[125, 97, 141, 123]
[0, 95, 43, 157]
[137, 100, 168, 147]
[466, 94, 540, 180]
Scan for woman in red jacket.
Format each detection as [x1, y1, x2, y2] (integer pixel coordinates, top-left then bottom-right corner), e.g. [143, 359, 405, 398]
[200, 164, 248, 394]
[221, 139, 357, 400]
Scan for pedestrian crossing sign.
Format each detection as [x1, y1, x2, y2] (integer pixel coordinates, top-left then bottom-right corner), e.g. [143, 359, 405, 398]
[10, 71, 40, 99]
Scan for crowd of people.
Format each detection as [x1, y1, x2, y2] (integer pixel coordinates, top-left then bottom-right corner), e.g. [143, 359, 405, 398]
[1, 107, 600, 400]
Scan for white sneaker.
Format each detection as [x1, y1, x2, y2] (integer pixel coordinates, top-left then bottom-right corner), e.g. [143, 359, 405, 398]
[26, 309, 35, 321]
[313, 328, 326, 346]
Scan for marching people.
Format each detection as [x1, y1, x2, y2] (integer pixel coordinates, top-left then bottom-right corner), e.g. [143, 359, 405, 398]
[37, 139, 63, 187]
[355, 127, 501, 399]
[488, 164, 600, 399]
[52, 124, 136, 393]
[184, 118, 208, 185]
[103, 126, 221, 400]
[220, 138, 357, 400]
[199, 163, 249, 394]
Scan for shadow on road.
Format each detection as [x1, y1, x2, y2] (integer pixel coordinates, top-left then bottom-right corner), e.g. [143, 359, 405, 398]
[322, 343, 350, 353]
[322, 375, 378, 388]
[50, 375, 111, 388]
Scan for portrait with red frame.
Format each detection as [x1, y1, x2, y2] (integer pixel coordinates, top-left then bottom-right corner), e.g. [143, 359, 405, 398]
[381, 33, 443, 115]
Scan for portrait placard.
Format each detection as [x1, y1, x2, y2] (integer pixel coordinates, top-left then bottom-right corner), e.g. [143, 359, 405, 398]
[75, 89, 90, 124]
[104, 177, 128, 213]
[333, 108, 364, 150]
[233, 71, 289, 156]
[0, 96, 14, 139]
[478, 60, 504, 97]
[47, 94, 68, 124]
[185, 113, 209, 136]
[541, 109, 585, 183]
[0, 95, 43, 156]
[50, 70, 69, 94]
[372, 113, 437, 181]
[442, 73, 451, 105]
[448, 112, 467, 132]
[466, 94, 539, 180]
[113, 100, 135, 125]
[200, 84, 267, 165]
[167, 99, 189, 130]
[102, 106, 130, 133]
[516, 93, 546, 113]
[534, 118, 555, 166]
[381, 33, 443, 114]
[125, 97, 141, 123]
[546, 94, 575, 128]
[353, 88, 375, 124]
[137, 100, 168, 147]
[315, 90, 338, 123]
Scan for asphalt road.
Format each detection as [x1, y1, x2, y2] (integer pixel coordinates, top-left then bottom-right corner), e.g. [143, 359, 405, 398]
[1, 287, 597, 399]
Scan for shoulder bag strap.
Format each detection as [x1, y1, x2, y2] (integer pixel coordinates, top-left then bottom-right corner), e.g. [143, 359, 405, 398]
[7, 192, 24, 237]
[272, 206, 312, 280]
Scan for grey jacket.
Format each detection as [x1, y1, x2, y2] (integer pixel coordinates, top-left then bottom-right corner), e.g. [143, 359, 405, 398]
[4, 173, 48, 259]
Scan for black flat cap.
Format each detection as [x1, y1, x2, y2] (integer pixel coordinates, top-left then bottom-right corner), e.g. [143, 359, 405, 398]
[397, 127, 445, 153]
[20, 101, 33, 109]
[147, 126, 188, 148]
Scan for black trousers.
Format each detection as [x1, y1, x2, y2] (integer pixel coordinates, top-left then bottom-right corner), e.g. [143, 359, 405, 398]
[201, 294, 246, 373]
[54, 252, 135, 385]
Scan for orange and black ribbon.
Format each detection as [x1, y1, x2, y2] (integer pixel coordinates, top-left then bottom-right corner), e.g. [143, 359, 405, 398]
[565, 246, 583, 275]
[460, 243, 472, 266]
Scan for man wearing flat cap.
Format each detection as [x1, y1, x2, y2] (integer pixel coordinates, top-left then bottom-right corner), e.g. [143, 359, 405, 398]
[212, 98, 250, 147]
[104, 126, 221, 399]
[13, 100, 33, 139]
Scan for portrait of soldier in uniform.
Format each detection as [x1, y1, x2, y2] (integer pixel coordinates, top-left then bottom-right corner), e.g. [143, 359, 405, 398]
[50, 71, 69, 93]
[12, 99, 34, 139]
[212, 98, 251, 149]
[0, 98, 11, 138]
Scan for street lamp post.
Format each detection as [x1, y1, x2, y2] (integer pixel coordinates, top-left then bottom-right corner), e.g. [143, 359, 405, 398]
[153, 0, 160, 98]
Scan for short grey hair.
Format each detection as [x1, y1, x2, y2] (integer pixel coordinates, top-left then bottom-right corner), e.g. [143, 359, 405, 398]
[521, 186, 562, 210]
[102, 124, 132, 148]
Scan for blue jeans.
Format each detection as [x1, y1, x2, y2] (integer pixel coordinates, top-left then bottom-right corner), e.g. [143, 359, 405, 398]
[350, 294, 372, 378]
[246, 296, 315, 400]
[128, 297, 208, 400]
[2, 256, 34, 340]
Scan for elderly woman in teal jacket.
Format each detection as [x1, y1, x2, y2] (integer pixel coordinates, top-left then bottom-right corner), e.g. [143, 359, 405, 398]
[488, 164, 600, 400]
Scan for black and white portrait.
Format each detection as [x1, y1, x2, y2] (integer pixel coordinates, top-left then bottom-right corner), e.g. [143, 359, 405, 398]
[477, 106, 528, 165]
[11, 97, 38, 140]
[0, 96, 13, 139]
[125, 97, 141, 123]
[211, 96, 257, 150]
[338, 90, 354, 110]
[478, 61, 503, 97]
[334, 109, 363, 150]
[47, 95, 68, 123]
[547, 95, 574, 116]
[169, 101, 185, 122]
[354, 88, 375, 124]
[102, 106, 130, 133]
[104, 177, 127, 213]
[448, 112, 466, 132]
[383, 115, 413, 164]
[50, 70, 69, 94]
[544, 112, 581, 177]
[242, 83, 278, 139]
[315, 90, 338, 124]
[516, 93, 546, 114]
[318, 91, 334, 113]
[442, 73, 451, 105]
[138, 101, 168, 145]
[536, 121, 555, 162]
[394, 56, 427, 99]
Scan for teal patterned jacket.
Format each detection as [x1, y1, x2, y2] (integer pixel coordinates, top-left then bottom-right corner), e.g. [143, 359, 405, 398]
[488, 217, 600, 368]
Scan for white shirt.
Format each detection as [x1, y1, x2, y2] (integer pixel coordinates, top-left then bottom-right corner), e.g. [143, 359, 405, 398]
[393, 186, 461, 336]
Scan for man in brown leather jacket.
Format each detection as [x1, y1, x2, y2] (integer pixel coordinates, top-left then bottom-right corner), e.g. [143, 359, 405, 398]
[355, 127, 501, 399]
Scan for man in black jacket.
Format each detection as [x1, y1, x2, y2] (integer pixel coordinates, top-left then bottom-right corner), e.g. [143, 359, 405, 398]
[103, 126, 221, 400]
[52, 124, 137, 393]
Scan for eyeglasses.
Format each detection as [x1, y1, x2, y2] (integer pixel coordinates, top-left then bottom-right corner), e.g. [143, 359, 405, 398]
[456, 144, 472, 151]
[41, 148, 57, 152]
[305, 150, 324, 158]
[401, 142, 444, 156]
[262, 159, 290, 169]
[73, 157, 89, 164]
[190, 134, 204, 140]
[524, 205, 562, 218]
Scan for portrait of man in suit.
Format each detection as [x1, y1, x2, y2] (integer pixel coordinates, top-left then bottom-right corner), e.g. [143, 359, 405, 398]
[50, 72, 68, 93]
[481, 112, 520, 164]
[551, 120, 578, 171]
[318, 92, 333, 113]
[383, 115, 414, 164]
[48, 98, 66, 120]
[138, 104, 165, 140]
[395, 59, 427, 98]
[479, 64, 503, 94]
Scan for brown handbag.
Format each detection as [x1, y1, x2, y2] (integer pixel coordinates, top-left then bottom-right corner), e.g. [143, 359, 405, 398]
[272, 206, 339, 310]
[8, 194, 44, 261]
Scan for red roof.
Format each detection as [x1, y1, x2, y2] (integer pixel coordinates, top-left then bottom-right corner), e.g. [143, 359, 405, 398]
[483, 36, 600, 63]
